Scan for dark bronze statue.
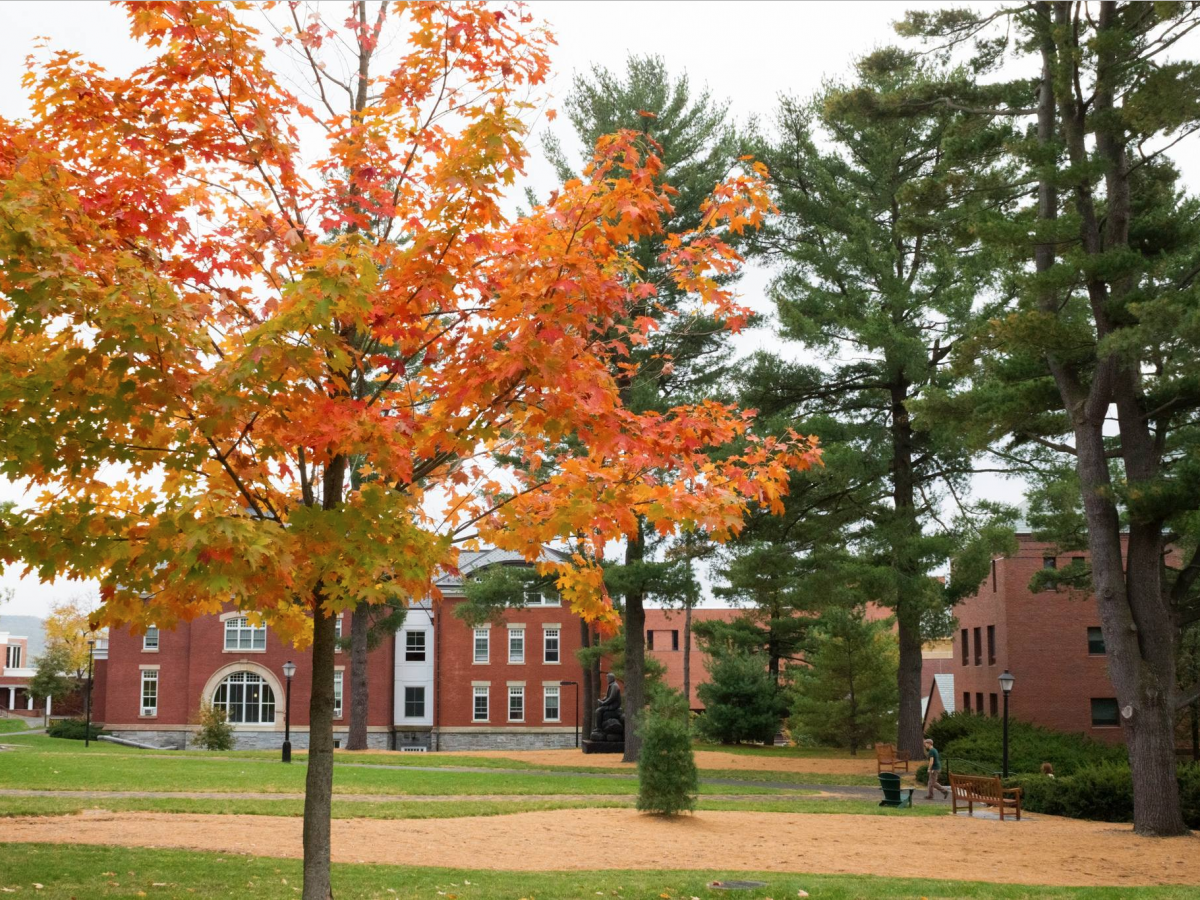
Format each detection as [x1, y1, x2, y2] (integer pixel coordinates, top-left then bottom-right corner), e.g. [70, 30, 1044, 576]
[590, 672, 625, 741]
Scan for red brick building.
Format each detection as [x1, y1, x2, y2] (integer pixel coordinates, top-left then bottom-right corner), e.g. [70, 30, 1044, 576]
[0, 617, 40, 715]
[644, 607, 741, 710]
[923, 532, 1123, 744]
[95, 549, 586, 751]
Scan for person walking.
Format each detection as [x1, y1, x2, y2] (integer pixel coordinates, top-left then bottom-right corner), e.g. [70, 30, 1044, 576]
[924, 738, 949, 799]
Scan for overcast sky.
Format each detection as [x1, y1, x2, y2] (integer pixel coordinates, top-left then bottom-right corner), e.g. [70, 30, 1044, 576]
[0, 1, 1137, 617]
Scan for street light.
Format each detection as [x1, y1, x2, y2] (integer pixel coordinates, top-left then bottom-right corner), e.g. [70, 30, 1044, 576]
[281, 660, 297, 763]
[560, 680, 579, 749]
[84, 635, 96, 749]
[999, 669, 1015, 779]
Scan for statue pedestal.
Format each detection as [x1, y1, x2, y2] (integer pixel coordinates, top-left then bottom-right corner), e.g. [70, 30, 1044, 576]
[582, 739, 625, 755]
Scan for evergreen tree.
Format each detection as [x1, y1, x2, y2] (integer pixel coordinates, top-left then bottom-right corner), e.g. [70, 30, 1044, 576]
[696, 649, 787, 745]
[636, 688, 699, 816]
[790, 608, 899, 754]
[546, 56, 743, 760]
[899, 0, 1200, 835]
[741, 49, 1014, 759]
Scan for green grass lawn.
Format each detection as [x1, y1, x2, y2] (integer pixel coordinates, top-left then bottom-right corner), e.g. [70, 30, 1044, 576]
[1, 844, 1191, 899]
[0, 718, 35, 735]
[0, 740, 786, 797]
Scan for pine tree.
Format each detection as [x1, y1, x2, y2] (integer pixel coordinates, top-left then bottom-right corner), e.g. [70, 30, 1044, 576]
[696, 649, 788, 745]
[790, 608, 899, 754]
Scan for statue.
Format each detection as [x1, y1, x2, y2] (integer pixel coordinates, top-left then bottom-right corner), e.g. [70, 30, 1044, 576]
[590, 673, 625, 742]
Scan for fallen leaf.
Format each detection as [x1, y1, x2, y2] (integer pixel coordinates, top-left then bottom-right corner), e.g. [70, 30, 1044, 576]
[797, 892, 810, 898]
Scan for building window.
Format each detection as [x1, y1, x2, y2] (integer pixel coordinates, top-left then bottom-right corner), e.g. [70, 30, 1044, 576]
[6, 644, 22, 669]
[143, 626, 159, 651]
[508, 686, 525, 722]
[212, 671, 276, 724]
[963, 691, 971, 712]
[473, 686, 488, 721]
[473, 628, 489, 664]
[1088, 627, 1106, 655]
[333, 671, 343, 719]
[973, 627, 982, 666]
[991, 559, 997, 592]
[1091, 698, 1120, 727]
[671, 630, 679, 651]
[524, 587, 561, 607]
[508, 628, 525, 664]
[960, 629, 968, 666]
[989, 693, 998, 717]
[975, 691, 984, 713]
[140, 670, 158, 716]
[404, 686, 425, 719]
[334, 616, 342, 639]
[224, 617, 266, 651]
[544, 685, 560, 722]
[1043, 556, 1057, 569]
[986, 625, 996, 666]
[544, 628, 560, 664]
[405, 630, 426, 663]
[647, 630, 655, 651]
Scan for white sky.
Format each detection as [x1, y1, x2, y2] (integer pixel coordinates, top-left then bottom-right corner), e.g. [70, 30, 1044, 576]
[1, 1, 1177, 617]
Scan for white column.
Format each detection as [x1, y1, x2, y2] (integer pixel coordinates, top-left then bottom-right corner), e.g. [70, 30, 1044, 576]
[7, 686, 13, 709]
[45, 696, 52, 718]
[26, 692, 33, 710]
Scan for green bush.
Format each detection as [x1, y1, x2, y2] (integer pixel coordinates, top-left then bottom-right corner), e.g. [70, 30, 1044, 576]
[695, 650, 786, 745]
[1008, 762, 1200, 828]
[925, 711, 1124, 775]
[637, 690, 698, 816]
[46, 718, 104, 741]
[192, 701, 235, 751]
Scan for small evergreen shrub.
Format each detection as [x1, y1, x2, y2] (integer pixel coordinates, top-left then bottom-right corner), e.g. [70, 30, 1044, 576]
[695, 650, 785, 745]
[193, 701, 235, 751]
[637, 690, 698, 816]
[46, 718, 104, 741]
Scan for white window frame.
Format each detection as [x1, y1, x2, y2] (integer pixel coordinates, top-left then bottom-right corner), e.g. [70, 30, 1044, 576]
[140, 669, 158, 717]
[543, 627, 560, 664]
[523, 587, 562, 607]
[508, 627, 525, 664]
[142, 626, 159, 651]
[473, 628, 489, 664]
[405, 630, 427, 662]
[333, 671, 343, 719]
[543, 685, 560, 722]
[404, 685, 426, 719]
[6, 645, 22, 669]
[472, 685, 489, 722]
[508, 685, 525, 722]
[212, 671, 276, 724]
[223, 617, 266, 652]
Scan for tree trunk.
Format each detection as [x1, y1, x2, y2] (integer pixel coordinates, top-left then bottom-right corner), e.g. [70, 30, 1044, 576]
[622, 520, 647, 762]
[682, 602, 692, 711]
[1191, 701, 1198, 764]
[302, 592, 338, 900]
[580, 619, 594, 736]
[346, 601, 370, 750]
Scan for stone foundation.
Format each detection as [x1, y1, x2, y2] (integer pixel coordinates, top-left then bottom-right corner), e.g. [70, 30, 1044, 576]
[107, 729, 389, 751]
[432, 730, 578, 752]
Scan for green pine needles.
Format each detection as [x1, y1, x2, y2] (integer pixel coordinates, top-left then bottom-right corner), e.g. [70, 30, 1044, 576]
[636, 690, 698, 816]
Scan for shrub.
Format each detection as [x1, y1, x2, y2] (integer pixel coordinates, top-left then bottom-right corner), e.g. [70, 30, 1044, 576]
[192, 701, 235, 751]
[696, 650, 786, 745]
[925, 710, 1123, 775]
[46, 718, 104, 741]
[637, 690, 698, 816]
[1009, 762, 1200, 828]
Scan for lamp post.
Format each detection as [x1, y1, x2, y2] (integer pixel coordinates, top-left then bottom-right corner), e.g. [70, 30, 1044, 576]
[281, 660, 296, 763]
[84, 635, 96, 749]
[999, 669, 1015, 778]
[560, 680, 579, 749]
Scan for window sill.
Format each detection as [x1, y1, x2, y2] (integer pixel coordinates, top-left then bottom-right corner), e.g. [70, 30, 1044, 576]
[472, 719, 489, 724]
[139, 713, 158, 719]
[543, 660, 561, 666]
[508, 720, 525, 724]
[223, 648, 267, 654]
[141, 648, 160, 654]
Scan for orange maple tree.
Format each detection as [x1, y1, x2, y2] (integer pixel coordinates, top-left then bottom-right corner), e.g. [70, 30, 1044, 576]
[0, 2, 819, 895]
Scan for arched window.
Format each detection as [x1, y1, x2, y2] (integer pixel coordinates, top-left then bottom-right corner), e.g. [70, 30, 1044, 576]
[212, 671, 275, 724]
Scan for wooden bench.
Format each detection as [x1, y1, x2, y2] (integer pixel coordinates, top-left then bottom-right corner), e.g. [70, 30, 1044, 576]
[950, 773, 1023, 820]
[875, 742, 910, 774]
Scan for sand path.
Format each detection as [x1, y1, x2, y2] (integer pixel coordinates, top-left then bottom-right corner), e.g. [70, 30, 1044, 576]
[3, 808, 1197, 887]
[438, 748, 882, 776]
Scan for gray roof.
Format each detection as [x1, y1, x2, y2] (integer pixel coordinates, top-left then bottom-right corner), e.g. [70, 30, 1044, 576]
[434, 547, 570, 591]
[934, 673, 955, 714]
[0, 615, 47, 661]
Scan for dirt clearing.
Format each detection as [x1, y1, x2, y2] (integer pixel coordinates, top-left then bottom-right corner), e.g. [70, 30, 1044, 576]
[439, 748, 881, 776]
[3, 807, 1197, 887]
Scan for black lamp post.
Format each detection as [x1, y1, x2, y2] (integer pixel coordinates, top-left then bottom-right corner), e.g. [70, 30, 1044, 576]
[560, 680, 579, 748]
[84, 635, 96, 749]
[999, 669, 1015, 778]
[282, 660, 296, 763]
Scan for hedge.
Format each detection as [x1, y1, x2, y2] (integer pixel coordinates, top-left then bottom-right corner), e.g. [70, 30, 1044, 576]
[46, 718, 106, 741]
[1010, 762, 1200, 828]
[926, 711, 1124, 776]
